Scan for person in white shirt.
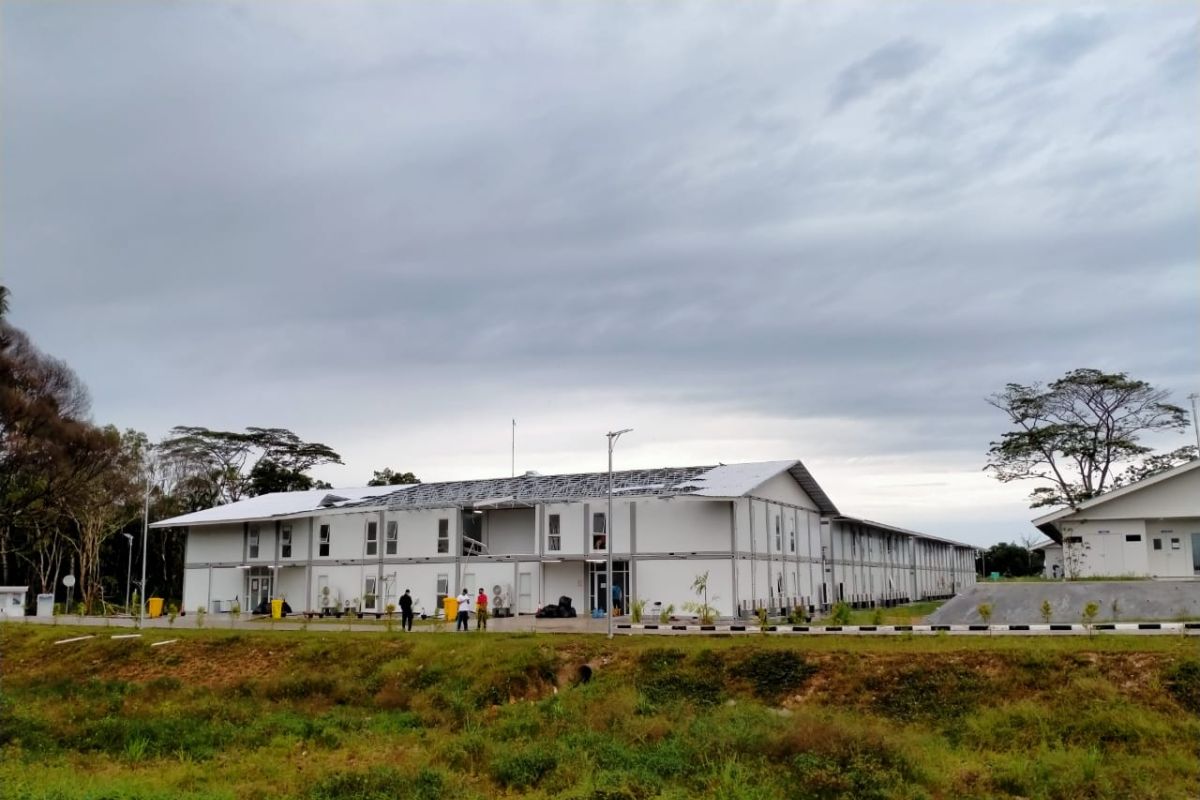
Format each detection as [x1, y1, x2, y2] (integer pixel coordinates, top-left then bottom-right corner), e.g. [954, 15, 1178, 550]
[456, 589, 472, 631]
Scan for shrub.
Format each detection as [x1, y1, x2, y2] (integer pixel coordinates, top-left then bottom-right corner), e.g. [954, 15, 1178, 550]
[490, 747, 558, 789]
[756, 607, 770, 632]
[977, 603, 993, 626]
[830, 602, 852, 625]
[305, 766, 446, 800]
[1040, 600, 1053, 624]
[1164, 660, 1200, 714]
[631, 598, 645, 624]
[658, 603, 674, 625]
[736, 650, 816, 702]
[870, 607, 884, 626]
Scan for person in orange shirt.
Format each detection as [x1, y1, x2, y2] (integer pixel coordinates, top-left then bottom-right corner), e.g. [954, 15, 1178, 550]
[475, 588, 489, 631]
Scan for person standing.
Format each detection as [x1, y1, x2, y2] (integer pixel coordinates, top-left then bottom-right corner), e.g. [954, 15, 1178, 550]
[399, 589, 414, 632]
[475, 587, 489, 631]
[456, 588, 472, 631]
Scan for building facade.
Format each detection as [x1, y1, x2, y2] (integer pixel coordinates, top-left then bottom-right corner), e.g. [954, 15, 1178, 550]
[1033, 459, 1200, 579]
[156, 460, 976, 618]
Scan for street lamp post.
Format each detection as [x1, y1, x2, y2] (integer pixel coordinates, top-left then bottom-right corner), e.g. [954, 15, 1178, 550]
[123, 533, 134, 612]
[1189, 393, 1200, 452]
[606, 428, 632, 639]
[139, 466, 153, 626]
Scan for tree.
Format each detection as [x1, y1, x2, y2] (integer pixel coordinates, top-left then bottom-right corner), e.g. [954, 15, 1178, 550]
[0, 317, 116, 585]
[367, 468, 420, 486]
[63, 427, 148, 612]
[158, 426, 342, 505]
[985, 369, 1193, 509]
[975, 542, 1044, 577]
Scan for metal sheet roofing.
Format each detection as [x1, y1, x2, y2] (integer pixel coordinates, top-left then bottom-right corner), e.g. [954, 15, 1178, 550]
[151, 460, 840, 527]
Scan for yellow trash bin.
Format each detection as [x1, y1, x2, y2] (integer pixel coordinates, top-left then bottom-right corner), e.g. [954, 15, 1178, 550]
[443, 596, 458, 622]
[271, 599, 283, 620]
[147, 597, 164, 618]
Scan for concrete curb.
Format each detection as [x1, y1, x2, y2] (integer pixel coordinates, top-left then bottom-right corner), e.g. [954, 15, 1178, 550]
[616, 622, 1200, 636]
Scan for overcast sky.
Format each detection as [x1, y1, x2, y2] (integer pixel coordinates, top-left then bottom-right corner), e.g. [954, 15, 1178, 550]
[2, 2, 1197, 547]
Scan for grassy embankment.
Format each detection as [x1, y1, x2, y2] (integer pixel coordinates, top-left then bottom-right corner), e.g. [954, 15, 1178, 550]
[1, 624, 1198, 800]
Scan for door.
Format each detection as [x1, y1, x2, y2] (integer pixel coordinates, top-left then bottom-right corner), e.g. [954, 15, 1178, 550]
[518, 571, 533, 614]
[1192, 534, 1200, 576]
[592, 568, 609, 612]
[248, 575, 271, 611]
[363, 576, 378, 612]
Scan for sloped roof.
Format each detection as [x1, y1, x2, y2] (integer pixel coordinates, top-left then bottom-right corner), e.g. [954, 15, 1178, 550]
[372, 460, 839, 515]
[1032, 458, 1200, 538]
[153, 460, 839, 527]
[831, 516, 974, 549]
[149, 486, 406, 528]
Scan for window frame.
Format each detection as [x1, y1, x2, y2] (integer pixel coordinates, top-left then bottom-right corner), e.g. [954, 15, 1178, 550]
[1124, 534, 1142, 543]
[386, 520, 398, 555]
[437, 519, 449, 554]
[1153, 538, 1163, 551]
[318, 525, 330, 557]
[365, 521, 378, 556]
[248, 526, 260, 559]
[592, 512, 607, 551]
[280, 525, 292, 558]
[548, 514, 561, 552]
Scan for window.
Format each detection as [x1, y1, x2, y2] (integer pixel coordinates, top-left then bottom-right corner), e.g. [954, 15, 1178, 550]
[319, 525, 330, 557]
[365, 521, 378, 556]
[1065, 536, 1083, 544]
[548, 514, 561, 552]
[774, 516, 782, 551]
[1172, 538, 1181, 550]
[437, 519, 449, 553]
[436, 573, 449, 604]
[1153, 539, 1163, 551]
[1125, 534, 1142, 543]
[788, 524, 796, 554]
[592, 512, 607, 551]
[248, 527, 260, 559]
[280, 526, 292, 558]
[386, 521, 398, 555]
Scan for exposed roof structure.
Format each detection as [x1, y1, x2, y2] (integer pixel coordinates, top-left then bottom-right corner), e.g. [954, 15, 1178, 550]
[831, 515, 975, 549]
[1032, 458, 1200, 539]
[370, 460, 839, 515]
[149, 486, 405, 528]
[151, 460, 839, 527]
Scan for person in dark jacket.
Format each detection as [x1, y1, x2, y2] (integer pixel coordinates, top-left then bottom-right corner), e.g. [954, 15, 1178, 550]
[399, 589, 414, 632]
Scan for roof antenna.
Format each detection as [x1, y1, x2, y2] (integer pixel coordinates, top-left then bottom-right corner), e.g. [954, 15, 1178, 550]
[511, 418, 516, 478]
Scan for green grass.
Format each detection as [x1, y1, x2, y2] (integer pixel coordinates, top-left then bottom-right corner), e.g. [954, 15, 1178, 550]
[1, 624, 1198, 799]
[814, 600, 945, 626]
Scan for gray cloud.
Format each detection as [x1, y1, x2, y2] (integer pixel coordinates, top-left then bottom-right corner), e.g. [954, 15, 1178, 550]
[827, 37, 937, 112]
[1, 2, 1196, 546]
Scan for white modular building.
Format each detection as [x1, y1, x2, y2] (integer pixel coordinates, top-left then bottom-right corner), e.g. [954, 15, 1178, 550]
[1033, 459, 1200, 579]
[154, 459, 976, 619]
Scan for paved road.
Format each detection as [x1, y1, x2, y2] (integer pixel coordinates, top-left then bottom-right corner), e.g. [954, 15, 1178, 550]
[1, 613, 617, 635]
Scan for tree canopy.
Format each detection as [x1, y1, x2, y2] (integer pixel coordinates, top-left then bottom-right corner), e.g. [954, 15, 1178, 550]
[158, 425, 342, 507]
[367, 468, 421, 486]
[985, 368, 1195, 509]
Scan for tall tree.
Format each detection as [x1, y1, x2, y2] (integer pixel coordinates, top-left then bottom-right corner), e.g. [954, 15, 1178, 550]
[63, 427, 149, 612]
[158, 426, 342, 505]
[0, 317, 115, 584]
[986, 369, 1193, 509]
[367, 468, 421, 486]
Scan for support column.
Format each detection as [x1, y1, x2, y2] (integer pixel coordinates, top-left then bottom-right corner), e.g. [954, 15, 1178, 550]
[748, 500, 757, 608]
[305, 517, 314, 614]
[729, 502, 739, 617]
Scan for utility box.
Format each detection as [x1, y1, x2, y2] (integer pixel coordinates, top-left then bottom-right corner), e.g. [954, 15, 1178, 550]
[0, 586, 29, 618]
[36, 593, 54, 618]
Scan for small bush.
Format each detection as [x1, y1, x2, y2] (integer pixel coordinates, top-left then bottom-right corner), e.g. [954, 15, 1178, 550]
[490, 747, 558, 788]
[736, 650, 816, 702]
[830, 602, 852, 625]
[1164, 660, 1200, 714]
[305, 766, 446, 800]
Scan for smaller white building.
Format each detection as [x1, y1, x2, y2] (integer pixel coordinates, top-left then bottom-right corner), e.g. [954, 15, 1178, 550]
[1032, 540, 1063, 579]
[1033, 459, 1200, 579]
[0, 586, 28, 617]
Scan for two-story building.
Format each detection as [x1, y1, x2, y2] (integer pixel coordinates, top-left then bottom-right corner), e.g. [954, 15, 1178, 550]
[154, 459, 976, 618]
